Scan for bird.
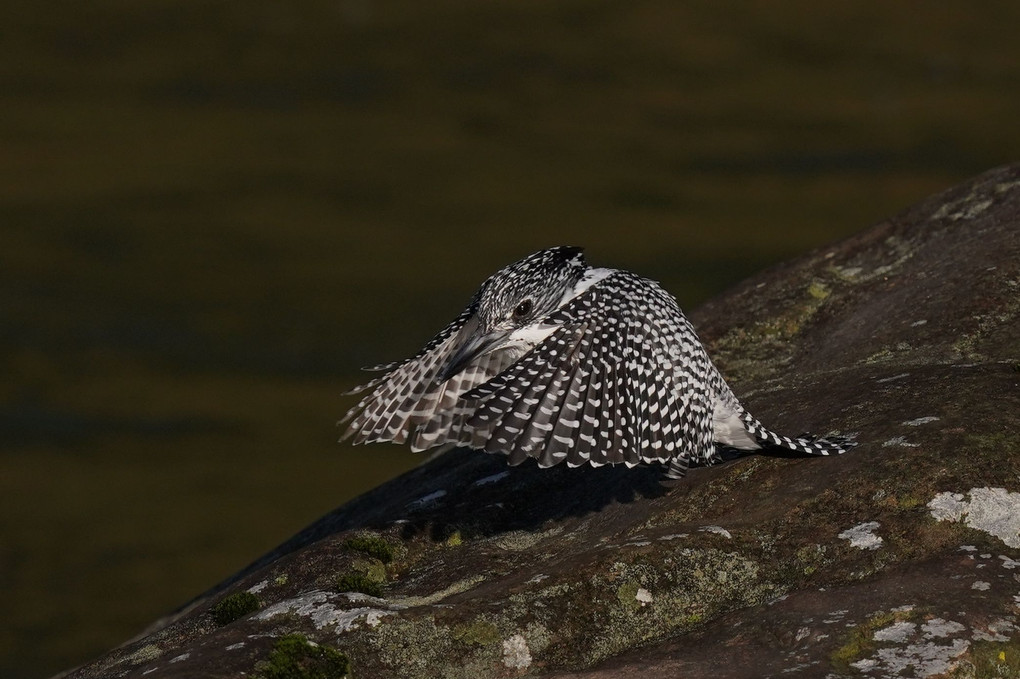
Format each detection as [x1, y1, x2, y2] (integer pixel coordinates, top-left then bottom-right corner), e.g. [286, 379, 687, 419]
[341, 246, 854, 479]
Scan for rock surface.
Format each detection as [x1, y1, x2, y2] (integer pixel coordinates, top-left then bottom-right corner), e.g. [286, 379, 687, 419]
[60, 166, 1020, 679]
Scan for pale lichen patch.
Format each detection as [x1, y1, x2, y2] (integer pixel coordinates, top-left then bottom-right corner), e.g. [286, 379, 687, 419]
[840, 609, 972, 678]
[851, 658, 878, 671]
[255, 590, 397, 633]
[883, 436, 919, 448]
[874, 621, 917, 643]
[823, 610, 849, 624]
[698, 525, 732, 539]
[831, 265, 863, 281]
[247, 579, 269, 594]
[875, 639, 970, 676]
[838, 522, 883, 550]
[921, 618, 966, 639]
[929, 488, 1020, 547]
[972, 619, 1017, 643]
[502, 634, 532, 669]
[929, 493, 967, 522]
[903, 416, 940, 426]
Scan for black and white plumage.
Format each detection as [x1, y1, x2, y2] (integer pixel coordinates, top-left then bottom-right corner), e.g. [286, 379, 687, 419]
[341, 246, 854, 478]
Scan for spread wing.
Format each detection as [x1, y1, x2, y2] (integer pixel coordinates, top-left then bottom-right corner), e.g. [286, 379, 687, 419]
[340, 298, 525, 450]
[443, 273, 717, 469]
[342, 302, 461, 442]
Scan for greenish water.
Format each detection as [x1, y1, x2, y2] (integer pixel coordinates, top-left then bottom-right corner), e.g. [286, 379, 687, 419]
[1, 1, 1018, 677]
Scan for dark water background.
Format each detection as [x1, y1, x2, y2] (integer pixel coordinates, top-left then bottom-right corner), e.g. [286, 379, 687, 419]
[2, 1, 1018, 676]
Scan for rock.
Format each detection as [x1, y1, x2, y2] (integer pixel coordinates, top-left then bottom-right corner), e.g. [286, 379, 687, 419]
[58, 165, 1020, 679]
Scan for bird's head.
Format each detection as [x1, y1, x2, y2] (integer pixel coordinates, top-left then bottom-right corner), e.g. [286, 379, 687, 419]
[436, 246, 588, 383]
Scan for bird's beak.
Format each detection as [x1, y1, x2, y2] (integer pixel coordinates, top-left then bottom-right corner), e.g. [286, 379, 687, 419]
[436, 320, 510, 384]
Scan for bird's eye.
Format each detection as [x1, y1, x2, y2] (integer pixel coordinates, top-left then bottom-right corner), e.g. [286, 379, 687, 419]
[513, 299, 533, 319]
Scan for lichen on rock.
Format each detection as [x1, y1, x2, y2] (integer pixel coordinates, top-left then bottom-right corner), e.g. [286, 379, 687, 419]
[929, 487, 1020, 548]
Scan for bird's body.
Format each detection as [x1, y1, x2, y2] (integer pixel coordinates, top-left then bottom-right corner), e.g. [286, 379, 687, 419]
[342, 247, 853, 478]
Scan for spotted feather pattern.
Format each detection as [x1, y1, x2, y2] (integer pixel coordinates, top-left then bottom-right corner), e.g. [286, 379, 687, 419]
[341, 248, 855, 478]
[448, 273, 718, 470]
[339, 302, 482, 446]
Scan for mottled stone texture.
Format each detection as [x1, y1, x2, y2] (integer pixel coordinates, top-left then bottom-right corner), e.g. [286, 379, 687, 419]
[59, 165, 1020, 679]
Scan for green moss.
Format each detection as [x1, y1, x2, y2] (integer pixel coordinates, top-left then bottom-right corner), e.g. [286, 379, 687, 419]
[344, 535, 394, 563]
[255, 634, 350, 679]
[897, 494, 924, 509]
[351, 558, 387, 584]
[830, 609, 916, 671]
[453, 619, 500, 646]
[793, 543, 829, 576]
[372, 616, 455, 673]
[124, 643, 162, 664]
[807, 280, 830, 300]
[959, 638, 1020, 678]
[445, 530, 463, 547]
[210, 591, 262, 626]
[336, 572, 384, 597]
[615, 582, 642, 612]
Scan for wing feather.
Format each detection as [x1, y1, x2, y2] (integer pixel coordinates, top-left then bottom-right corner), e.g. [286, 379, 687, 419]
[544, 351, 589, 467]
[341, 303, 481, 446]
[567, 360, 600, 467]
[471, 343, 563, 461]
[602, 358, 627, 466]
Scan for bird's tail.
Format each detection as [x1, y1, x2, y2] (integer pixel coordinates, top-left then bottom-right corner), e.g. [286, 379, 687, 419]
[663, 456, 690, 480]
[740, 411, 856, 456]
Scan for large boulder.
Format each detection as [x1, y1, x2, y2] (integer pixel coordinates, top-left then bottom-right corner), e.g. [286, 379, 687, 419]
[60, 165, 1020, 679]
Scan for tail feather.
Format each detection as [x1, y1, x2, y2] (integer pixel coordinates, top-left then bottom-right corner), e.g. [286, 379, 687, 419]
[740, 412, 855, 456]
[664, 455, 690, 479]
